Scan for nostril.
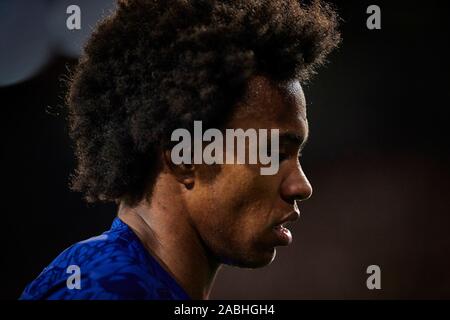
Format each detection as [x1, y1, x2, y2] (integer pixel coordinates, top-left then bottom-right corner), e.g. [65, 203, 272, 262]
[285, 181, 312, 202]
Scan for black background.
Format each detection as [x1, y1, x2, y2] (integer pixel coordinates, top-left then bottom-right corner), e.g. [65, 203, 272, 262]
[1, 0, 450, 299]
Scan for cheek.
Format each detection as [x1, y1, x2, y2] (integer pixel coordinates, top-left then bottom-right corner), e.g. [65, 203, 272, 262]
[196, 165, 280, 241]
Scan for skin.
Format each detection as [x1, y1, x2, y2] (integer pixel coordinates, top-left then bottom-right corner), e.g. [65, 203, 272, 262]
[119, 75, 313, 299]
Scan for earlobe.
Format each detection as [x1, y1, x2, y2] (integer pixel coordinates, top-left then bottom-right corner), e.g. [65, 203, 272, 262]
[163, 150, 196, 190]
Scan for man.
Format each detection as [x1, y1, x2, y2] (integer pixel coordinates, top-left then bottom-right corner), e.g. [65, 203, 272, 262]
[21, 0, 340, 300]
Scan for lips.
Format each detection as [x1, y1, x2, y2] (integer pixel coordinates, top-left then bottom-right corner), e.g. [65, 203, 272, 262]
[272, 224, 293, 245]
[270, 210, 300, 246]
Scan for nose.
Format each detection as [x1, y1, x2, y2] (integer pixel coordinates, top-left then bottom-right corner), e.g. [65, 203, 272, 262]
[280, 164, 313, 205]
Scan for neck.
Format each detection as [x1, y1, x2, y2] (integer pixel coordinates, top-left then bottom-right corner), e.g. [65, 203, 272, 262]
[117, 185, 220, 299]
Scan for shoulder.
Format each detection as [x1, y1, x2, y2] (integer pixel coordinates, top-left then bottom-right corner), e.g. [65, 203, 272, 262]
[20, 222, 176, 300]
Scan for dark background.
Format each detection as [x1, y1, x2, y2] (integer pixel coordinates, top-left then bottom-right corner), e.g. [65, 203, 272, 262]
[1, 0, 450, 299]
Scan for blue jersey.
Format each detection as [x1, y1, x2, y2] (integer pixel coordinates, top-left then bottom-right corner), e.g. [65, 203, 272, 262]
[20, 218, 190, 300]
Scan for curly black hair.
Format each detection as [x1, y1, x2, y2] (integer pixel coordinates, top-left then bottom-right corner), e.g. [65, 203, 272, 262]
[67, 0, 341, 205]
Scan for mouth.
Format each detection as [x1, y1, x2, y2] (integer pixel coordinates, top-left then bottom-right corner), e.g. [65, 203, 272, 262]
[272, 223, 293, 245]
[270, 210, 300, 246]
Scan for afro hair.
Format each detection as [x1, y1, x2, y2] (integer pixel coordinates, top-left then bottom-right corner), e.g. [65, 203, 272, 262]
[67, 0, 341, 205]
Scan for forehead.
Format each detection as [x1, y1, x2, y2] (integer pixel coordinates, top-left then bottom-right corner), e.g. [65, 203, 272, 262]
[229, 75, 307, 131]
[279, 79, 307, 116]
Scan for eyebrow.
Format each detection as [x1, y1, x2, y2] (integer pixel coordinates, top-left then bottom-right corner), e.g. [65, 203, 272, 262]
[279, 131, 309, 150]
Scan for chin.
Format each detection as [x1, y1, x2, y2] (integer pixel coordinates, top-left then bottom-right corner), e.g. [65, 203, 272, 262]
[223, 248, 277, 269]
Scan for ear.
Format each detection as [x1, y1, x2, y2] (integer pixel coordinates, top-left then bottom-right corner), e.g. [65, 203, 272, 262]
[163, 150, 195, 190]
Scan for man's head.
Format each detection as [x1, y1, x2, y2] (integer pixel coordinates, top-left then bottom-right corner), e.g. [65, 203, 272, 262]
[177, 75, 312, 267]
[67, 0, 340, 266]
